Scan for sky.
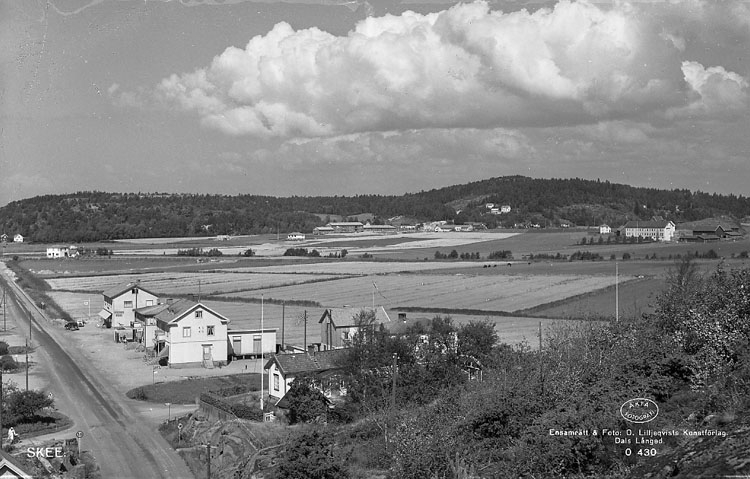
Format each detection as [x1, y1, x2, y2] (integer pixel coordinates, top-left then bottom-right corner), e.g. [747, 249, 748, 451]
[1, 0, 749, 206]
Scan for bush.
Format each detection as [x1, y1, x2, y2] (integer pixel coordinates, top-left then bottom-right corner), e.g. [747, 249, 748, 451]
[0, 355, 17, 371]
[0, 342, 8, 356]
[229, 403, 262, 420]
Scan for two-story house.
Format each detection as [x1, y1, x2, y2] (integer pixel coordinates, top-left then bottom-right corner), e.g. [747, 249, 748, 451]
[318, 306, 391, 351]
[99, 282, 159, 329]
[139, 298, 229, 368]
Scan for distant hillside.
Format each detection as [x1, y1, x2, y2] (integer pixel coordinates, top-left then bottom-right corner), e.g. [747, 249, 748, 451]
[1, 176, 750, 242]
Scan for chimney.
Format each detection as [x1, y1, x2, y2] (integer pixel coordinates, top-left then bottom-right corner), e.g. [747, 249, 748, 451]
[166, 298, 173, 305]
[398, 312, 407, 322]
[307, 345, 316, 355]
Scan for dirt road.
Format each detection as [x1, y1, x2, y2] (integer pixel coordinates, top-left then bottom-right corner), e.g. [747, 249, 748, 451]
[0, 264, 195, 479]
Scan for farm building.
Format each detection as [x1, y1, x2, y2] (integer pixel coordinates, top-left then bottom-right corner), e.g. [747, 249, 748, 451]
[100, 281, 159, 329]
[228, 328, 277, 359]
[313, 226, 334, 235]
[46, 245, 79, 258]
[13, 234, 23, 243]
[319, 306, 391, 350]
[621, 220, 675, 242]
[363, 224, 397, 234]
[139, 298, 229, 368]
[326, 222, 364, 233]
[599, 224, 611, 234]
[0, 234, 7, 243]
[286, 232, 306, 241]
[501, 205, 511, 213]
[264, 349, 348, 403]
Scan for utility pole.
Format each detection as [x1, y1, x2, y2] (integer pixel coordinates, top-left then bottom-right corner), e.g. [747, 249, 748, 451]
[303, 310, 307, 352]
[25, 339, 28, 391]
[260, 295, 264, 411]
[391, 353, 397, 409]
[615, 262, 619, 322]
[2, 286, 5, 332]
[0, 367, 3, 447]
[202, 442, 216, 479]
[281, 301, 285, 351]
[538, 321, 544, 395]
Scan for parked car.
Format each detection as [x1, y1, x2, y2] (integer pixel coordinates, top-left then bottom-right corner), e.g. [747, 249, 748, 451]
[65, 322, 79, 331]
[76, 319, 85, 327]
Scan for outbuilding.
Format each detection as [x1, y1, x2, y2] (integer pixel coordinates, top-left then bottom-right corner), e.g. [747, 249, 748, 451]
[228, 328, 278, 359]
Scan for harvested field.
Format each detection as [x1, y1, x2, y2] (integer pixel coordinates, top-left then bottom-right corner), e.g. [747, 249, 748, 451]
[524, 277, 665, 320]
[214, 260, 510, 275]
[217, 273, 624, 313]
[45, 272, 345, 295]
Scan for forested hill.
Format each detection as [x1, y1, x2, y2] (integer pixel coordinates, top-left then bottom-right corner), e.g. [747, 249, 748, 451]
[1, 176, 749, 243]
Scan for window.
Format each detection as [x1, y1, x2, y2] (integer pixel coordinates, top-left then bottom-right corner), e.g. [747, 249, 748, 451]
[274, 373, 280, 391]
[115, 311, 123, 317]
[207, 325, 215, 336]
[182, 327, 191, 338]
[195, 310, 203, 319]
[124, 301, 133, 308]
[146, 300, 154, 306]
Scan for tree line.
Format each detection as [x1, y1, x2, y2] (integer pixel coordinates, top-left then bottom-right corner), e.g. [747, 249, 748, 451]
[1, 177, 749, 242]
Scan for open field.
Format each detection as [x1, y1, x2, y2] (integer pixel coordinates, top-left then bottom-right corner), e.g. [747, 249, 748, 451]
[213, 260, 515, 275]
[45, 272, 346, 295]
[217, 272, 622, 313]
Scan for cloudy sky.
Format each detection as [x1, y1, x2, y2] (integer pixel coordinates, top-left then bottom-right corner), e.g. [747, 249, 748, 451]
[1, 0, 749, 206]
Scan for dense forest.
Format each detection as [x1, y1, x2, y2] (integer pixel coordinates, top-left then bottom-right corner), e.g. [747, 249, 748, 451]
[264, 259, 750, 478]
[1, 176, 749, 242]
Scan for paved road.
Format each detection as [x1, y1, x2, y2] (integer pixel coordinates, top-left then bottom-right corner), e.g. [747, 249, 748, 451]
[0, 264, 195, 479]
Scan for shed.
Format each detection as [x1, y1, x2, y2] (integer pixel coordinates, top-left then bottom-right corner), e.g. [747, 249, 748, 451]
[228, 328, 278, 358]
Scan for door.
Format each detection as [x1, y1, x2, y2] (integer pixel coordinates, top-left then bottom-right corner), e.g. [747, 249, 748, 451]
[252, 335, 262, 354]
[202, 345, 212, 360]
[232, 337, 241, 355]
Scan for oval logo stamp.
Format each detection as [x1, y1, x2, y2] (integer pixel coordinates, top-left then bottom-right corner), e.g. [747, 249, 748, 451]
[620, 398, 659, 424]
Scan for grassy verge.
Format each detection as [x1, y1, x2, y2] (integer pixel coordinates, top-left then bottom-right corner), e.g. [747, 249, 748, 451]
[126, 373, 265, 404]
[3, 260, 73, 322]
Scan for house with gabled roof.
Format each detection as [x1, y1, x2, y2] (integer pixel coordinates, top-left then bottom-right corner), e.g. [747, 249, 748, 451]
[0, 449, 33, 478]
[99, 281, 159, 330]
[318, 306, 391, 351]
[264, 349, 349, 403]
[136, 298, 229, 368]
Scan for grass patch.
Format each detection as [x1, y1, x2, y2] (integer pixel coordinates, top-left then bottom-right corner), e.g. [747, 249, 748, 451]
[126, 373, 265, 404]
[3, 411, 73, 438]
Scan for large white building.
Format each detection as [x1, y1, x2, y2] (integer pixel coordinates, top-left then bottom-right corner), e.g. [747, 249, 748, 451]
[621, 220, 676, 242]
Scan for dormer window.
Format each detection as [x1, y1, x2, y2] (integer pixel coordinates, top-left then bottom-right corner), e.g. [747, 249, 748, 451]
[195, 310, 203, 319]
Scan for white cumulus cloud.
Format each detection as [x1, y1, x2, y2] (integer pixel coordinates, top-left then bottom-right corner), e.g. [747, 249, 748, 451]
[151, 0, 742, 138]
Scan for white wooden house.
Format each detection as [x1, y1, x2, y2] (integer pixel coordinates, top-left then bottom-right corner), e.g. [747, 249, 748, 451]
[100, 282, 159, 330]
[264, 349, 348, 403]
[139, 299, 229, 368]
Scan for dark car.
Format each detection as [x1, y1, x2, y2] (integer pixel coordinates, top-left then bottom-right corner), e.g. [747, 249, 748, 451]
[64, 322, 79, 331]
